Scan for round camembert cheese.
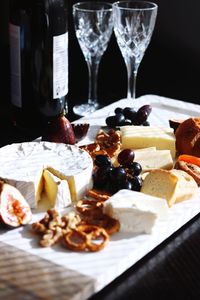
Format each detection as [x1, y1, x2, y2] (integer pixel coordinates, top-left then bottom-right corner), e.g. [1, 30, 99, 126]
[0, 141, 93, 208]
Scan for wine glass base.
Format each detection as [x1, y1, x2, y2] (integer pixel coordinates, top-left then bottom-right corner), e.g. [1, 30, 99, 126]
[73, 103, 99, 117]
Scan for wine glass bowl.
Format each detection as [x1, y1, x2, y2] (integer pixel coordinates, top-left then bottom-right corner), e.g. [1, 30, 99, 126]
[72, 2, 113, 117]
[113, 1, 158, 100]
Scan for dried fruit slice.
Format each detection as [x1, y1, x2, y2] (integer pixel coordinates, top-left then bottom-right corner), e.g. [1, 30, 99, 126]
[0, 182, 32, 227]
[177, 154, 200, 167]
[175, 160, 200, 186]
[175, 117, 200, 157]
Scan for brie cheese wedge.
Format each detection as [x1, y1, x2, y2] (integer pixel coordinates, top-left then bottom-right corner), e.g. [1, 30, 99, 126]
[0, 141, 93, 208]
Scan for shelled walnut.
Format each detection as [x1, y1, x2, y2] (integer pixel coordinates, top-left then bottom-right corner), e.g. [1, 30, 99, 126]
[81, 129, 121, 159]
[32, 209, 81, 247]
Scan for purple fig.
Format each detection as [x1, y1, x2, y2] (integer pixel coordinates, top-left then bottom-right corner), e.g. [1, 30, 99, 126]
[42, 116, 76, 145]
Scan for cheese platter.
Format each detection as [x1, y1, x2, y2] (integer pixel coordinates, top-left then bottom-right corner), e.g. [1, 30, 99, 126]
[0, 94, 200, 300]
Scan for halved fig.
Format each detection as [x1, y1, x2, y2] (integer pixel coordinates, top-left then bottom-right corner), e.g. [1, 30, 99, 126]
[0, 182, 32, 228]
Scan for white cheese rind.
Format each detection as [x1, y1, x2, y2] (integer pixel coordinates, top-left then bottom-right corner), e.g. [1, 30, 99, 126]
[121, 126, 176, 158]
[0, 142, 93, 208]
[103, 189, 168, 234]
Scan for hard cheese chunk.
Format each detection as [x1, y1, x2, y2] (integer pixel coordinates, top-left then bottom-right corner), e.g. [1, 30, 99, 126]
[134, 148, 173, 172]
[43, 169, 71, 209]
[103, 189, 168, 234]
[112, 147, 173, 171]
[141, 169, 198, 207]
[121, 126, 176, 158]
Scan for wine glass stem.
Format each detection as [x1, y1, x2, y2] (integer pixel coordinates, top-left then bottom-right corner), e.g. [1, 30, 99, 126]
[87, 58, 100, 107]
[127, 59, 138, 100]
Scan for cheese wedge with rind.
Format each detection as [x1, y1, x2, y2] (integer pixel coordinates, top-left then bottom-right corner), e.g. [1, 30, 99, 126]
[0, 142, 93, 208]
[103, 189, 168, 234]
[121, 126, 176, 158]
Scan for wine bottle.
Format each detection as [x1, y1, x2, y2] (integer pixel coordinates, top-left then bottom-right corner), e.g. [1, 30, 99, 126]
[9, 0, 33, 130]
[9, 0, 68, 134]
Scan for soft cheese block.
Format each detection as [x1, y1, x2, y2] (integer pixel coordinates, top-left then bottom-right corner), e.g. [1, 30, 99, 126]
[0, 142, 93, 208]
[103, 189, 168, 234]
[141, 169, 198, 207]
[43, 169, 71, 209]
[121, 126, 176, 158]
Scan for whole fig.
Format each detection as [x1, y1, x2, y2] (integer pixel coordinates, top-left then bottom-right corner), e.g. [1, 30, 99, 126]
[42, 116, 76, 145]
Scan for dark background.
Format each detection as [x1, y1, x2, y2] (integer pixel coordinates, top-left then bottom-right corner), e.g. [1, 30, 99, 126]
[68, 0, 200, 110]
[0, 0, 200, 121]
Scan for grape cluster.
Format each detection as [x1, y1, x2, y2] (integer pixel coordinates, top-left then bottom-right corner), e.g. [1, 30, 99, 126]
[93, 149, 142, 194]
[105, 105, 152, 128]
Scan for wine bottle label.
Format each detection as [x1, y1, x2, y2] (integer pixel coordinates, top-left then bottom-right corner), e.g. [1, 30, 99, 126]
[53, 32, 68, 99]
[9, 23, 22, 108]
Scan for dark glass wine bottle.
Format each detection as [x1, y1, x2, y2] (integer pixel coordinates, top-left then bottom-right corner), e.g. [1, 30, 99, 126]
[9, 0, 33, 130]
[9, 0, 68, 135]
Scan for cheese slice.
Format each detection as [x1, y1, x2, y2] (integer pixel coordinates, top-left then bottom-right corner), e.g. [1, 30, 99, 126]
[111, 147, 156, 167]
[103, 189, 168, 234]
[43, 169, 71, 209]
[141, 169, 198, 207]
[121, 126, 176, 158]
[112, 147, 173, 172]
[134, 149, 173, 172]
[0, 142, 93, 208]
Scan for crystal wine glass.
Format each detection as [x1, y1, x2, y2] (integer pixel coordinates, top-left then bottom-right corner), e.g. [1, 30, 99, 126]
[113, 1, 158, 100]
[73, 2, 113, 116]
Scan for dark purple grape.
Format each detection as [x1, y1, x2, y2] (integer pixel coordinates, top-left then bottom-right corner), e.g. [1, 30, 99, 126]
[119, 179, 133, 190]
[142, 121, 150, 126]
[131, 176, 142, 191]
[107, 182, 119, 194]
[128, 162, 142, 176]
[136, 105, 152, 124]
[117, 149, 135, 167]
[110, 167, 127, 182]
[105, 115, 118, 128]
[129, 114, 137, 124]
[123, 119, 132, 126]
[94, 155, 112, 168]
[123, 107, 137, 119]
[131, 119, 140, 125]
[115, 113, 126, 126]
[135, 110, 148, 125]
[93, 166, 113, 189]
[115, 107, 123, 114]
[138, 104, 152, 116]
